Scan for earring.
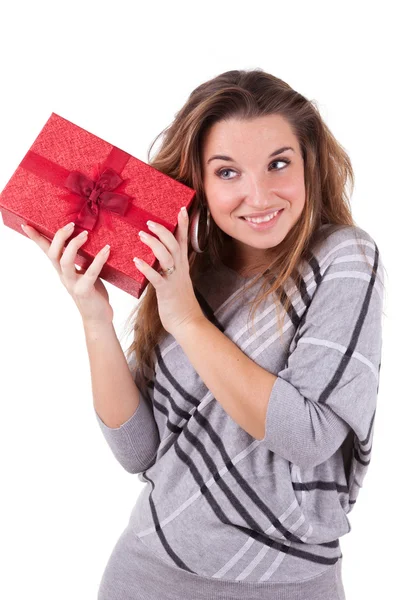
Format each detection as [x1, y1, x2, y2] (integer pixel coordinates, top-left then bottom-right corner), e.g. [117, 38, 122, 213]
[190, 205, 210, 253]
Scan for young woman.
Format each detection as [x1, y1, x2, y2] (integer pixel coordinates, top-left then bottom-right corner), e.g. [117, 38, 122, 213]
[22, 69, 385, 600]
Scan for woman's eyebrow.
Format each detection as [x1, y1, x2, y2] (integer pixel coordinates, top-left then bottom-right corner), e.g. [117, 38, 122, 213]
[206, 146, 295, 165]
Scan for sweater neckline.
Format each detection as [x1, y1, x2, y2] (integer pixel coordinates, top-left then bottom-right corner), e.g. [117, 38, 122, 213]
[217, 261, 262, 281]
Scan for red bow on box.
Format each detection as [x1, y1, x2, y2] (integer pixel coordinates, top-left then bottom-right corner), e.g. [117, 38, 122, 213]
[64, 168, 131, 231]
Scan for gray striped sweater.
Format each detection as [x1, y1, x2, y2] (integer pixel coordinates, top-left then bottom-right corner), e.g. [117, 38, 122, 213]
[95, 223, 384, 594]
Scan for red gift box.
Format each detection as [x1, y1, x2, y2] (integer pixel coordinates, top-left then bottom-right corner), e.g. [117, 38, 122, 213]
[0, 112, 197, 298]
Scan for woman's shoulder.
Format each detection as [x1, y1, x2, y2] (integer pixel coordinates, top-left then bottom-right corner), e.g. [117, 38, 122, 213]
[310, 223, 380, 261]
[305, 223, 385, 296]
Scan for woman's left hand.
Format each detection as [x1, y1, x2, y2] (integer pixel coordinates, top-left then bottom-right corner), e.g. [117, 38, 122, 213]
[133, 207, 205, 336]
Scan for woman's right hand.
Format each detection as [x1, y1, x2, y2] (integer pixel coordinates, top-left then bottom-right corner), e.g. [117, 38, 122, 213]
[21, 221, 114, 326]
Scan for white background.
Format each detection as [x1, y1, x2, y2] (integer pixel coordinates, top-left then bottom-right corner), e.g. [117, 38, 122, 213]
[0, 1, 397, 598]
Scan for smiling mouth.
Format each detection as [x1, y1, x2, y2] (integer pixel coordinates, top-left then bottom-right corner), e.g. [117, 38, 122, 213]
[239, 209, 284, 222]
[238, 208, 284, 230]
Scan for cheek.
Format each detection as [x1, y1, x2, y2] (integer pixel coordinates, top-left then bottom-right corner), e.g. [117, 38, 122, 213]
[207, 188, 239, 213]
[278, 177, 306, 205]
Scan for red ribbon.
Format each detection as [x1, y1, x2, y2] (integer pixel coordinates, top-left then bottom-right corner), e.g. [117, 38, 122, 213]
[19, 147, 174, 235]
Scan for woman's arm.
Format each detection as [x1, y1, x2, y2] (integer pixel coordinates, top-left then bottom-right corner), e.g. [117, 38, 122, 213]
[84, 321, 141, 427]
[85, 321, 160, 473]
[172, 227, 384, 470]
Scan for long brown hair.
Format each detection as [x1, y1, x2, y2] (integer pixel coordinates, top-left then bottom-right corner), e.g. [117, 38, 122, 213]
[121, 68, 382, 384]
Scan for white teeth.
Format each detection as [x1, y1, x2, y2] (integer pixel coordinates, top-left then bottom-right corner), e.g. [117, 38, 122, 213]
[243, 210, 280, 223]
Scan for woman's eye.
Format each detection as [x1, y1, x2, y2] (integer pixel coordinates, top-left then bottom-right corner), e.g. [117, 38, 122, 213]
[216, 168, 236, 180]
[269, 159, 290, 170]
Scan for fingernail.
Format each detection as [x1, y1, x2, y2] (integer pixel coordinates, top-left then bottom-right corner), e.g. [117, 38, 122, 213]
[180, 206, 187, 216]
[102, 244, 110, 253]
[63, 222, 75, 230]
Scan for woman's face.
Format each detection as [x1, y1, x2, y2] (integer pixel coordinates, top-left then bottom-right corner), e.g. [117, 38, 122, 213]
[201, 114, 306, 271]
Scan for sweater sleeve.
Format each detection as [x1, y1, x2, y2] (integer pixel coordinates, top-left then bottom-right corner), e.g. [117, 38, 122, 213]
[94, 351, 160, 474]
[261, 226, 385, 478]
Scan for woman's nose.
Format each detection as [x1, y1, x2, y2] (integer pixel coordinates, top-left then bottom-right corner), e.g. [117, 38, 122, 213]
[244, 175, 274, 205]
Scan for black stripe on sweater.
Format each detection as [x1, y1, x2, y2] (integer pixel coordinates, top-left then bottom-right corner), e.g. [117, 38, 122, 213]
[292, 481, 349, 493]
[141, 472, 197, 574]
[318, 244, 379, 405]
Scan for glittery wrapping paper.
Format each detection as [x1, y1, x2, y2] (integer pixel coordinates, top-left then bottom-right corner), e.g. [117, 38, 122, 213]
[0, 112, 197, 298]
